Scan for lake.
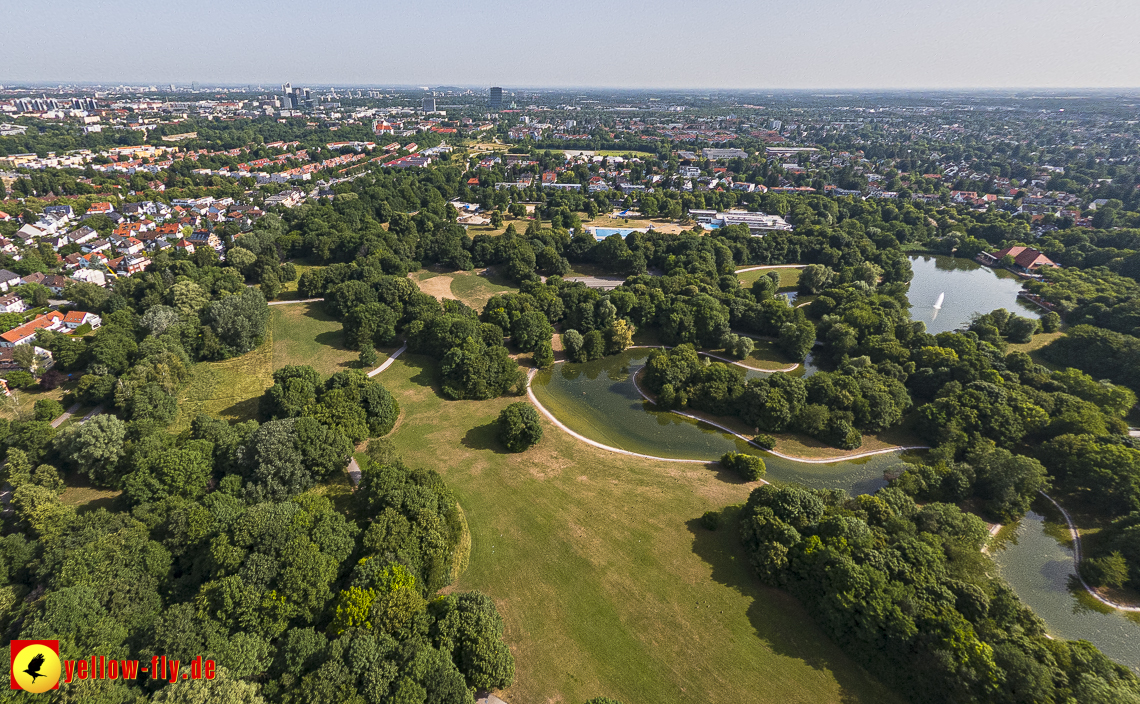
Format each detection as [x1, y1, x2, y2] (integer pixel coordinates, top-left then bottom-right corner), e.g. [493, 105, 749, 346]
[532, 349, 915, 494]
[906, 254, 1040, 334]
[992, 508, 1140, 670]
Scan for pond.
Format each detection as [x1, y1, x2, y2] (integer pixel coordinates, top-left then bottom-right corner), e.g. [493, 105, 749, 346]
[906, 254, 1040, 334]
[991, 508, 1140, 670]
[532, 349, 915, 495]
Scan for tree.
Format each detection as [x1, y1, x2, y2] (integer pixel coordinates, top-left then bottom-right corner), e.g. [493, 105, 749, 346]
[1040, 310, 1061, 333]
[54, 414, 128, 487]
[226, 246, 258, 272]
[497, 402, 543, 452]
[12, 345, 36, 374]
[1083, 551, 1129, 589]
[140, 304, 180, 336]
[171, 280, 210, 316]
[201, 287, 270, 358]
[604, 319, 634, 355]
[359, 346, 379, 368]
[583, 329, 605, 361]
[778, 320, 816, 362]
[563, 329, 585, 363]
[63, 282, 111, 312]
[32, 398, 64, 422]
[237, 417, 352, 502]
[533, 340, 554, 369]
[440, 337, 525, 401]
[720, 451, 766, 481]
[509, 311, 553, 352]
[260, 270, 282, 300]
[798, 264, 833, 294]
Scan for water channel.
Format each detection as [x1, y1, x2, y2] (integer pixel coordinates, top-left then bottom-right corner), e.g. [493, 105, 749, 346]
[906, 254, 1041, 334]
[991, 508, 1140, 669]
[531, 255, 1134, 666]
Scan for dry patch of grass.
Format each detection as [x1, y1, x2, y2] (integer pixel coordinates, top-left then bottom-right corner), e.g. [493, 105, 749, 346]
[170, 336, 274, 433]
[410, 269, 517, 310]
[380, 354, 900, 704]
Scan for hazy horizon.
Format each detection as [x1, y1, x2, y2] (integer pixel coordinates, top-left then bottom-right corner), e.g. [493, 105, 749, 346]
[4, 0, 1140, 89]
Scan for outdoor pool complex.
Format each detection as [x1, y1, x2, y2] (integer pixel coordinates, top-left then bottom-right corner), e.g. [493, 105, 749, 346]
[589, 227, 647, 240]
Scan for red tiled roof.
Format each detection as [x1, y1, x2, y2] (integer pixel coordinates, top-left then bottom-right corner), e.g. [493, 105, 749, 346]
[995, 246, 1057, 269]
[1, 312, 62, 344]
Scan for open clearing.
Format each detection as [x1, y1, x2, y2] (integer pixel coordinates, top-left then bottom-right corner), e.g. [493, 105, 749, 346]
[737, 266, 803, 291]
[382, 354, 899, 704]
[412, 268, 517, 310]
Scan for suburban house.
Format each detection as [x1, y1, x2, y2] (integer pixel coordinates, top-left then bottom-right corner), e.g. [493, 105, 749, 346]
[981, 246, 1059, 272]
[69, 226, 99, 244]
[70, 269, 107, 286]
[42, 275, 69, 294]
[173, 238, 195, 254]
[0, 269, 22, 292]
[63, 311, 101, 330]
[189, 231, 222, 249]
[0, 311, 64, 347]
[0, 294, 26, 314]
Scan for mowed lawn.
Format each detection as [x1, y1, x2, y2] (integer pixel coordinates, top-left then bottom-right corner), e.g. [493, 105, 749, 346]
[270, 302, 368, 376]
[737, 266, 803, 291]
[381, 354, 900, 704]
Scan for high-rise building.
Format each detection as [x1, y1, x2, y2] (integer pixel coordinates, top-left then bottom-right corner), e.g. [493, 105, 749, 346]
[489, 86, 503, 111]
[422, 97, 435, 113]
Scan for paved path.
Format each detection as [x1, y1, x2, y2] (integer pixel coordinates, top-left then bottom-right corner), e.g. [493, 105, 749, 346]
[268, 297, 325, 306]
[367, 343, 408, 377]
[526, 369, 709, 465]
[627, 364, 929, 464]
[80, 405, 104, 423]
[50, 402, 82, 428]
[346, 457, 362, 486]
[735, 264, 807, 273]
[627, 344, 799, 373]
[1038, 490, 1140, 613]
[563, 276, 625, 291]
[527, 366, 928, 466]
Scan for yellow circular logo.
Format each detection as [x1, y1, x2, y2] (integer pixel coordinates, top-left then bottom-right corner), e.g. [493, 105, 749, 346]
[12, 643, 60, 693]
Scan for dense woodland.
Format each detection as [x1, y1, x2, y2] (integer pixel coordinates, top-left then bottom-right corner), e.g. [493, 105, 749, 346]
[1, 149, 1140, 701]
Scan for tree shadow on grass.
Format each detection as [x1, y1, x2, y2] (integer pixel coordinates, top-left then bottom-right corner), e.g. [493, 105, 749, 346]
[314, 329, 349, 351]
[461, 421, 509, 454]
[219, 395, 262, 423]
[401, 354, 446, 396]
[686, 513, 896, 703]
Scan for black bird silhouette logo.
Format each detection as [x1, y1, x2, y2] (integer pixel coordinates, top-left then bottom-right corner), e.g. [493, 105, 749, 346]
[23, 653, 45, 682]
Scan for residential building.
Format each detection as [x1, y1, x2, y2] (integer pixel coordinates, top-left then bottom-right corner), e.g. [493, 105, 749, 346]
[63, 311, 102, 329]
[988, 246, 1059, 272]
[0, 311, 64, 347]
[0, 269, 22, 292]
[0, 294, 26, 314]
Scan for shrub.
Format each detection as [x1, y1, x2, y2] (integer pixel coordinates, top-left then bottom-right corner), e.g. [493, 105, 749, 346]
[533, 340, 554, 369]
[720, 451, 766, 481]
[359, 346, 379, 368]
[752, 434, 776, 450]
[497, 402, 543, 452]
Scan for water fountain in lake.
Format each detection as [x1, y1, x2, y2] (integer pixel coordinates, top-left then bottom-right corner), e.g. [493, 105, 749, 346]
[932, 291, 945, 321]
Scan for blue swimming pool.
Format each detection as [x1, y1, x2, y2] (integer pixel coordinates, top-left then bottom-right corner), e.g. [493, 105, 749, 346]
[592, 227, 644, 240]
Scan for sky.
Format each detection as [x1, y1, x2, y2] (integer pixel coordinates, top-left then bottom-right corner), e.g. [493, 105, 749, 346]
[5, 0, 1140, 89]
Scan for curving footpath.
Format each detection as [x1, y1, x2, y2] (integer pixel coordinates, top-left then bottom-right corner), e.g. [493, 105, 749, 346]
[526, 369, 711, 465]
[735, 264, 808, 273]
[628, 344, 799, 373]
[626, 366, 929, 464]
[1037, 490, 1140, 613]
[367, 343, 408, 377]
[526, 364, 929, 466]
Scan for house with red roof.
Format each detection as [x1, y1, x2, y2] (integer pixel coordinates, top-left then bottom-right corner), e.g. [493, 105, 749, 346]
[995, 246, 1057, 271]
[63, 311, 101, 330]
[0, 311, 64, 347]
